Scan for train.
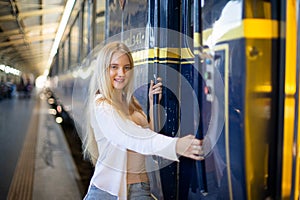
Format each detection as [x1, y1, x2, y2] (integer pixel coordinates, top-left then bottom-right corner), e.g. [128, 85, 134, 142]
[46, 0, 300, 199]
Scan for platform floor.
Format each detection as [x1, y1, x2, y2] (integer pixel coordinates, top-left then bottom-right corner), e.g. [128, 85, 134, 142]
[0, 90, 83, 200]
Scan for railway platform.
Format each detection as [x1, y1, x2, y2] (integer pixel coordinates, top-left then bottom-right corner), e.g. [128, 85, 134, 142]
[0, 89, 84, 200]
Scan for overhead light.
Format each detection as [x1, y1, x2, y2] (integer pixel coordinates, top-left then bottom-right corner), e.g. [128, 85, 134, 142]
[46, 0, 76, 70]
[0, 64, 20, 76]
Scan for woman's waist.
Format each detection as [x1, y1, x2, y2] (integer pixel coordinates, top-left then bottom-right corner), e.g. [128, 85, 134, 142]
[127, 172, 149, 185]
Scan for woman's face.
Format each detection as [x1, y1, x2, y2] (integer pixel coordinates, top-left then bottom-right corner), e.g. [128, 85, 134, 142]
[109, 52, 133, 91]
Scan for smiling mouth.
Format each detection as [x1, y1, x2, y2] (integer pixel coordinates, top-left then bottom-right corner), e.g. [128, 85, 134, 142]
[114, 79, 125, 83]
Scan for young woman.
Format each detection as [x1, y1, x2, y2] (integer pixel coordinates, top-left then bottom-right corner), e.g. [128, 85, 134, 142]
[83, 42, 204, 200]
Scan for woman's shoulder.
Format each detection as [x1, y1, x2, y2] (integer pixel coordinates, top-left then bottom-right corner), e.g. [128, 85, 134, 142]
[94, 94, 108, 106]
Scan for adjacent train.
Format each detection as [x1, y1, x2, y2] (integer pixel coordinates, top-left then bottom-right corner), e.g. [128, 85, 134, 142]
[46, 0, 300, 199]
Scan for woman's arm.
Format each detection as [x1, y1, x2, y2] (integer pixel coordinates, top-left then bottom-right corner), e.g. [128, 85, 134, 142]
[148, 78, 162, 130]
[93, 103, 179, 161]
[93, 103, 204, 161]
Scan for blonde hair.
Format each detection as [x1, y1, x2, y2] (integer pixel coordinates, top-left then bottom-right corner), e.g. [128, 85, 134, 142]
[83, 42, 144, 165]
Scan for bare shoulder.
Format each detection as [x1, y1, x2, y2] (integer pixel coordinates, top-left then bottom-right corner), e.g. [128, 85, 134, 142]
[94, 94, 108, 106]
[95, 97, 106, 105]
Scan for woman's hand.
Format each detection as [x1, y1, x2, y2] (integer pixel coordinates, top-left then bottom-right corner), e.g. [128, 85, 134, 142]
[149, 77, 162, 104]
[176, 135, 204, 160]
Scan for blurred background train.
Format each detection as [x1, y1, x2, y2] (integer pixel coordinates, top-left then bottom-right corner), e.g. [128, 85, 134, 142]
[45, 0, 300, 199]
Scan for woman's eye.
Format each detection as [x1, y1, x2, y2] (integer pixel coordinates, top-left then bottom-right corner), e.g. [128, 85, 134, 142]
[124, 66, 131, 71]
[110, 65, 118, 70]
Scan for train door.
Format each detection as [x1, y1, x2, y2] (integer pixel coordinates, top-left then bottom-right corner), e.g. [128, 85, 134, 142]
[180, 0, 210, 199]
[192, 0, 279, 199]
[190, 0, 300, 199]
[145, 1, 214, 199]
[184, 0, 284, 199]
[146, 1, 181, 199]
[180, 0, 232, 199]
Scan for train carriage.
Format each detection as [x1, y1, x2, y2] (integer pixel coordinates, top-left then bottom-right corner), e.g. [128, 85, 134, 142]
[48, 0, 300, 199]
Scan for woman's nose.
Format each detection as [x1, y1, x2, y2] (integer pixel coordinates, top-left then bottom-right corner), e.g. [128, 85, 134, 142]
[117, 67, 125, 76]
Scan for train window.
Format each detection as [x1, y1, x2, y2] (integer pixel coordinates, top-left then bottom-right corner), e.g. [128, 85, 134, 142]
[190, 0, 194, 37]
[54, 56, 59, 76]
[182, 0, 194, 48]
[201, 0, 229, 30]
[82, 1, 88, 59]
[58, 47, 63, 74]
[95, 0, 106, 46]
[70, 16, 80, 67]
[82, 0, 93, 59]
[68, 35, 72, 69]
[244, 0, 271, 19]
[61, 45, 65, 73]
[64, 38, 70, 71]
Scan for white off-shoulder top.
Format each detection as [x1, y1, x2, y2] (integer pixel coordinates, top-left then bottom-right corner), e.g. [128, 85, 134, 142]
[88, 94, 179, 199]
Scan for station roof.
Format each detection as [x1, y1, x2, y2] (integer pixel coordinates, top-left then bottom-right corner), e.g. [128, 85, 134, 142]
[0, 0, 76, 77]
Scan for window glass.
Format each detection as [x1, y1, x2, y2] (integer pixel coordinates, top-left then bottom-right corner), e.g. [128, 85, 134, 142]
[70, 16, 80, 67]
[95, 0, 105, 46]
[82, 0, 92, 59]
[64, 38, 69, 71]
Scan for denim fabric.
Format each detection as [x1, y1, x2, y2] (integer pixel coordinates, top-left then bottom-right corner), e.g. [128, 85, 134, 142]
[84, 185, 117, 200]
[127, 182, 154, 200]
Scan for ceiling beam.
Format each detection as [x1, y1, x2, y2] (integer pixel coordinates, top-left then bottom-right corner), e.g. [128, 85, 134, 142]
[0, 22, 59, 37]
[0, 33, 55, 47]
[0, 6, 64, 21]
[0, 46, 52, 59]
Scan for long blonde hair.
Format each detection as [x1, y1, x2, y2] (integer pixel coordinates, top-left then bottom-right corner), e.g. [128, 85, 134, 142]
[83, 42, 144, 165]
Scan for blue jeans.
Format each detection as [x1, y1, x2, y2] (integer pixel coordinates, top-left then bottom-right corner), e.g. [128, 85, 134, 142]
[127, 182, 153, 200]
[83, 183, 153, 200]
[84, 185, 117, 200]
